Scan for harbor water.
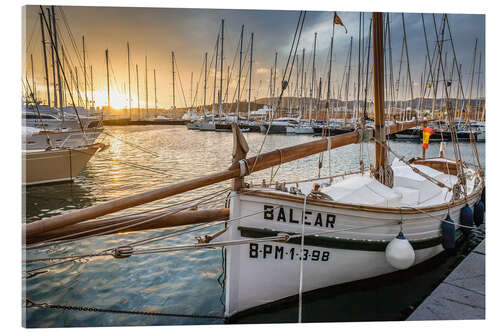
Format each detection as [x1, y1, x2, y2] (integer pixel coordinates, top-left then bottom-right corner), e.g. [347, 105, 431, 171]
[23, 125, 485, 327]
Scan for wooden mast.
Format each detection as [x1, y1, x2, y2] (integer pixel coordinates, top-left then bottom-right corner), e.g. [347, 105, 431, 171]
[372, 12, 391, 186]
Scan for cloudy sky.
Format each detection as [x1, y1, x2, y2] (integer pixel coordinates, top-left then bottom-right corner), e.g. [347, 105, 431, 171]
[23, 5, 485, 109]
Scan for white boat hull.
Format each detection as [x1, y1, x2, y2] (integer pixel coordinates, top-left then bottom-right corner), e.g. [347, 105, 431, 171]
[220, 184, 480, 318]
[23, 128, 103, 150]
[22, 143, 103, 186]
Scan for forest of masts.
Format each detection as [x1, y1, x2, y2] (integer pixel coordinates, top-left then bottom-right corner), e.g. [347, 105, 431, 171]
[24, 7, 485, 122]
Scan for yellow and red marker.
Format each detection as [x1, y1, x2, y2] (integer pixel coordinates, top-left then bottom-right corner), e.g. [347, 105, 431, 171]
[422, 127, 434, 149]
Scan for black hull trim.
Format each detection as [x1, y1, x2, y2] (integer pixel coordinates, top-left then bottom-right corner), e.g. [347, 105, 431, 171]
[238, 226, 463, 252]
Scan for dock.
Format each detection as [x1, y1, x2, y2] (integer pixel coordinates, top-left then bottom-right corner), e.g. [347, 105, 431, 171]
[407, 240, 485, 321]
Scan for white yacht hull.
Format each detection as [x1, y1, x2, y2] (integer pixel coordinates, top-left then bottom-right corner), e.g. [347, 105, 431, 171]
[294, 126, 315, 134]
[22, 143, 103, 186]
[23, 128, 103, 150]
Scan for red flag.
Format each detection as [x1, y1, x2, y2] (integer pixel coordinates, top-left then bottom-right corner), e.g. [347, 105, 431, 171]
[333, 12, 348, 34]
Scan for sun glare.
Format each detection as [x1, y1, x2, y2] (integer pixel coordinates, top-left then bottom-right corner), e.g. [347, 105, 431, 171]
[93, 90, 131, 109]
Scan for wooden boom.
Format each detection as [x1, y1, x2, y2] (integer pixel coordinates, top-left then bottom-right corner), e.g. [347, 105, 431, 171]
[24, 120, 422, 238]
[27, 208, 229, 244]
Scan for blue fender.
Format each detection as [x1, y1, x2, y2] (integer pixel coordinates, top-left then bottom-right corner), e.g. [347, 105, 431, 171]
[441, 214, 456, 250]
[474, 200, 485, 227]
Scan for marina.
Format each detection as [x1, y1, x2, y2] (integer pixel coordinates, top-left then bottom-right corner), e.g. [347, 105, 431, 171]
[23, 126, 485, 326]
[21, 4, 487, 329]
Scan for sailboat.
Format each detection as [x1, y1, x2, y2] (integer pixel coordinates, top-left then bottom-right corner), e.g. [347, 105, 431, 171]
[212, 12, 484, 318]
[22, 6, 104, 186]
[24, 11, 484, 321]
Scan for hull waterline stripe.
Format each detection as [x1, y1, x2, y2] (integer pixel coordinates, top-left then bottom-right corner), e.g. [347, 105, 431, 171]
[238, 226, 463, 251]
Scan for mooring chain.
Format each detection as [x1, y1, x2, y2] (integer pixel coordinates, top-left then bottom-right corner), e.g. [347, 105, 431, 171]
[23, 298, 224, 320]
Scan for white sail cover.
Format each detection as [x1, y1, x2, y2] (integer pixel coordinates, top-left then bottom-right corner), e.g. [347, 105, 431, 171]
[323, 174, 402, 207]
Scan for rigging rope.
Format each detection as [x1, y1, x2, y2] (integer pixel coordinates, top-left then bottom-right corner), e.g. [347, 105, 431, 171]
[25, 188, 230, 250]
[102, 131, 159, 157]
[249, 11, 306, 175]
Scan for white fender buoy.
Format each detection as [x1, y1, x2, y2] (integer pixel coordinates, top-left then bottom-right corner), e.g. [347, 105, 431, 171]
[385, 232, 415, 270]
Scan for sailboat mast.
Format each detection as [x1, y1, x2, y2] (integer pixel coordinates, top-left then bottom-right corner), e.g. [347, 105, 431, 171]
[356, 13, 362, 121]
[300, 48, 304, 117]
[372, 12, 388, 184]
[204, 52, 208, 116]
[225, 65, 230, 113]
[476, 52, 482, 121]
[61, 46, 66, 107]
[219, 19, 224, 118]
[145, 56, 148, 119]
[190, 72, 193, 107]
[51, 6, 63, 120]
[248, 32, 253, 121]
[344, 36, 353, 124]
[401, 13, 414, 120]
[90, 65, 94, 109]
[467, 38, 478, 119]
[171, 51, 175, 110]
[237, 25, 244, 123]
[273, 52, 277, 105]
[39, 12, 50, 107]
[326, 36, 333, 122]
[75, 66, 79, 106]
[136, 64, 140, 114]
[295, 54, 299, 114]
[105, 49, 110, 111]
[46, 8, 57, 109]
[82, 36, 88, 109]
[213, 34, 219, 117]
[30, 54, 36, 102]
[154, 69, 157, 117]
[310, 32, 317, 123]
[127, 42, 131, 118]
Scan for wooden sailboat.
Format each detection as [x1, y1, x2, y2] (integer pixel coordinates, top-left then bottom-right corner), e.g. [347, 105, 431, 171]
[213, 12, 483, 318]
[24, 11, 484, 321]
